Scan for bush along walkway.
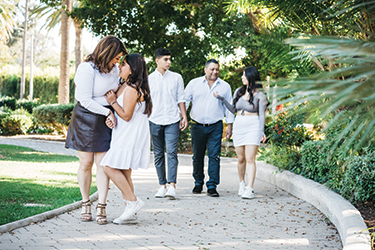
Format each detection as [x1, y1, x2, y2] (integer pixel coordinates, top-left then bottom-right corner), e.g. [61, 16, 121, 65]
[0, 136, 366, 249]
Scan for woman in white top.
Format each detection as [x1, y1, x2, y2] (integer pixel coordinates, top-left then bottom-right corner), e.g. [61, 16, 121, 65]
[214, 67, 267, 199]
[65, 36, 127, 224]
[101, 53, 152, 224]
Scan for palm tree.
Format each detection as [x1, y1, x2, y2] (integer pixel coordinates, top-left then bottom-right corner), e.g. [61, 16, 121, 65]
[58, 0, 72, 104]
[32, 0, 84, 103]
[0, 0, 18, 41]
[32, 0, 83, 71]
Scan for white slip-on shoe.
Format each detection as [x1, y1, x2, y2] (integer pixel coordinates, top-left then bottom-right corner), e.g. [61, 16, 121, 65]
[238, 181, 246, 196]
[242, 186, 255, 199]
[165, 186, 176, 200]
[155, 186, 167, 198]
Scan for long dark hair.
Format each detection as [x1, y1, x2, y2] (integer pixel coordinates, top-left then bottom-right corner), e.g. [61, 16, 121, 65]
[85, 35, 128, 74]
[233, 67, 262, 108]
[123, 53, 152, 117]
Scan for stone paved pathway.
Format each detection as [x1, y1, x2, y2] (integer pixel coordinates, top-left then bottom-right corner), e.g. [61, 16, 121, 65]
[0, 136, 342, 249]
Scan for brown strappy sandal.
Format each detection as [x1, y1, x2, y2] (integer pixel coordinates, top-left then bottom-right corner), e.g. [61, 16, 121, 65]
[80, 200, 92, 221]
[96, 203, 107, 225]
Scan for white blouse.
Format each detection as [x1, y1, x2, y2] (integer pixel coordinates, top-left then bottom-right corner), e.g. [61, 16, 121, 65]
[74, 61, 120, 116]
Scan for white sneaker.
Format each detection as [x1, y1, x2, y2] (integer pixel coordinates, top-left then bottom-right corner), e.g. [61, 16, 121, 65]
[165, 186, 176, 199]
[238, 181, 246, 196]
[242, 186, 255, 199]
[113, 198, 144, 224]
[155, 186, 167, 198]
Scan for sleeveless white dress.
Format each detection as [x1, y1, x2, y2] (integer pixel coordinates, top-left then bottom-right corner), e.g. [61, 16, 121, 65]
[101, 88, 150, 170]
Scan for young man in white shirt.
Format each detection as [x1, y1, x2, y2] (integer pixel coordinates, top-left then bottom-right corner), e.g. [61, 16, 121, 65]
[184, 59, 234, 197]
[149, 48, 188, 199]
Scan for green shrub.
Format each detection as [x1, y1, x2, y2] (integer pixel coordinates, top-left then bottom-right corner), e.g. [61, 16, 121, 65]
[0, 97, 41, 113]
[16, 98, 41, 113]
[32, 103, 75, 135]
[340, 151, 375, 203]
[266, 111, 312, 147]
[258, 143, 302, 172]
[300, 141, 331, 183]
[300, 140, 347, 191]
[0, 108, 33, 135]
[0, 96, 17, 110]
[0, 74, 75, 104]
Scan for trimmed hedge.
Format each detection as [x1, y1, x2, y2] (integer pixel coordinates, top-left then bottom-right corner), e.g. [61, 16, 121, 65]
[0, 74, 75, 104]
[32, 104, 75, 135]
[0, 97, 41, 113]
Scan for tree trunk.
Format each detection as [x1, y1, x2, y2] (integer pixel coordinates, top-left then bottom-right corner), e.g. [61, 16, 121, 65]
[74, 19, 83, 72]
[58, 0, 72, 104]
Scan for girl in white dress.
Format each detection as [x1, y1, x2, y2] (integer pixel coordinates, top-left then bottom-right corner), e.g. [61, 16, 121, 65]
[101, 53, 152, 224]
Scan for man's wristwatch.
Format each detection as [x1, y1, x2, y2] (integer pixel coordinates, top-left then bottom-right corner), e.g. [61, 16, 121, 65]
[106, 110, 111, 117]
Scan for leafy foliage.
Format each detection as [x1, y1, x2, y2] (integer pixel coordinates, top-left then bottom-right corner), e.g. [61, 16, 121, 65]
[0, 108, 33, 135]
[32, 103, 75, 135]
[273, 36, 375, 155]
[340, 151, 375, 203]
[0, 74, 75, 104]
[265, 111, 312, 147]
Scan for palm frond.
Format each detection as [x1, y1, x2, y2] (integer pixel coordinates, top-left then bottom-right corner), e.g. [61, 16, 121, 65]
[272, 36, 375, 154]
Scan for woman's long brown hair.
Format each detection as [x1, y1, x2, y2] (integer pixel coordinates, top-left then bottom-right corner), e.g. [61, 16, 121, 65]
[85, 35, 127, 74]
[233, 67, 262, 108]
[123, 53, 152, 117]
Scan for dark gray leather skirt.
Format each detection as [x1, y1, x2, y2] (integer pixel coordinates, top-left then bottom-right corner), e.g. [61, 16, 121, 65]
[65, 102, 113, 152]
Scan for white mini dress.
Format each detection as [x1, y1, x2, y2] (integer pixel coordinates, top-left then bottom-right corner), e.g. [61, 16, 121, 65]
[101, 88, 150, 170]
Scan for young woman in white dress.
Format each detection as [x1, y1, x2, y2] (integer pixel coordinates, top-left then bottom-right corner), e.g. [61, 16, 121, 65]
[101, 53, 152, 224]
[214, 67, 267, 199]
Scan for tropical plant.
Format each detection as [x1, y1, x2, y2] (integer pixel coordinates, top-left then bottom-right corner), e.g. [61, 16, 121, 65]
[273, 36, 375, 156]
[0, 0, 18, 41]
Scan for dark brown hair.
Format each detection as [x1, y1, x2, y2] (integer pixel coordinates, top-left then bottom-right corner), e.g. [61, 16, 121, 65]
[123, 53, 152, 117]
[233, 67, 262, 107]
[85, 35, 127, 74]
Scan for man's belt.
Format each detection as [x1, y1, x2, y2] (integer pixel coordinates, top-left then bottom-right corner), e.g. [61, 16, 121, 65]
[191, 119, 221, 127]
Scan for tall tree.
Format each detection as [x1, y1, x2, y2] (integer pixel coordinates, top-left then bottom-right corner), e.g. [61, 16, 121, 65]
[71, 0, 257, 83]
[32, 0, 84, 72]
[58, 0, 72, 104]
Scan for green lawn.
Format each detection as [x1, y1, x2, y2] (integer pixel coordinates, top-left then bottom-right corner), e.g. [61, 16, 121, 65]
[0, 144, 97, 225]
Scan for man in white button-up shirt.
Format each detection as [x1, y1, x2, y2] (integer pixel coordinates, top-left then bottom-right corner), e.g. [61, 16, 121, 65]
[149, 48, 188, 199]
[185, 59, 234, 197]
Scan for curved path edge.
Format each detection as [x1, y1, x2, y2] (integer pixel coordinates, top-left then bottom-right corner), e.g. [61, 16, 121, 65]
[257, 161, 372, 250]
[0, 192, 99, 234]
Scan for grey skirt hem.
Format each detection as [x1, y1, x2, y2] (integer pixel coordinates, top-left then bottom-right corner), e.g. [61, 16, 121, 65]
[65, 102, 113, 152]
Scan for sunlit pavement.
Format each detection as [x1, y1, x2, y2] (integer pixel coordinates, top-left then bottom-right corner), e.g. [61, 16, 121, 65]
[0, 136, 342, 250]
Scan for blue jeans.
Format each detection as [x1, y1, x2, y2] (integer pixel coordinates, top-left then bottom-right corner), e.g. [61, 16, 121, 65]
[190, 120, 223, 189]
[149, 121, 179, 185]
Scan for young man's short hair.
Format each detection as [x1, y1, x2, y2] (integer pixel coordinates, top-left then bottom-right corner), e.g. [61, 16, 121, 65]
[155, 48, 171, 59]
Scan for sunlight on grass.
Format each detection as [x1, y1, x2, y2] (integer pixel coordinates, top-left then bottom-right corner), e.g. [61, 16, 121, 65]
[0, 144, 97, 225]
